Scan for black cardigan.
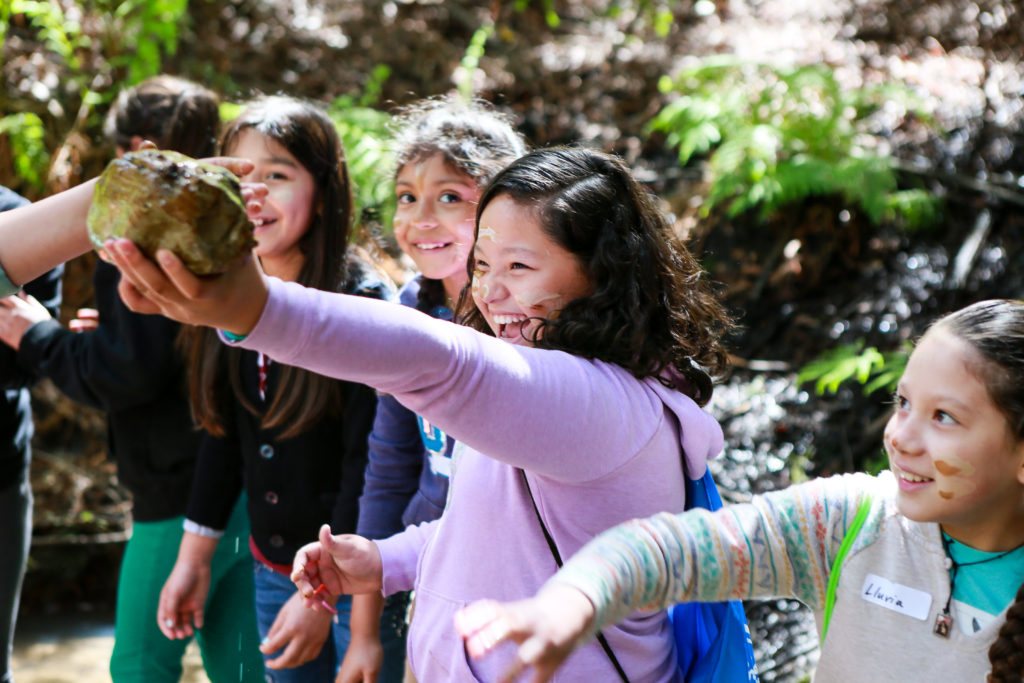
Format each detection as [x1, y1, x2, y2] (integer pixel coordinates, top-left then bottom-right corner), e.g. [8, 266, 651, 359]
[186, 258, 392, 566]
[17, 260, 199, 521]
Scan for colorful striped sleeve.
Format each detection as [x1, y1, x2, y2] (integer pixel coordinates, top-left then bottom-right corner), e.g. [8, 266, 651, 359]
[550, 472, 882, 638]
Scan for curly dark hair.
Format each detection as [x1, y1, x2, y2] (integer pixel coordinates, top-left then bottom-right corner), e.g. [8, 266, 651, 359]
[928, 299, 1024, 682]
[457, 146, 732, 405]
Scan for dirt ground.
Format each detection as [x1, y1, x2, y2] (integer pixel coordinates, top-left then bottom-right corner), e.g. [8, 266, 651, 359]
[11, 612, 208, 683]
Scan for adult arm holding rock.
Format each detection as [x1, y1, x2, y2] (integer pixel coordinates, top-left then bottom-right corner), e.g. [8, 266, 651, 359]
[0, 157, 266, 296]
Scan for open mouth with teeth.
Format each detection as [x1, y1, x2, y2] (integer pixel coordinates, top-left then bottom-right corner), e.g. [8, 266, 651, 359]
[491, 313, 529, 340]
[892, 463, 933, 484]
[414, 241, 454, 252]
[252, 218, 276, 230]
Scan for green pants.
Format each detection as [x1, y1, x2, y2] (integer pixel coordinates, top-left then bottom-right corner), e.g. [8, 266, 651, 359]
[110, 494, 264, 682]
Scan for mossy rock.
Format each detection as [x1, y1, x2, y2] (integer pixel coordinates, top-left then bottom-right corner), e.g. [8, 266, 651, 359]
[86, 149, 254, 275]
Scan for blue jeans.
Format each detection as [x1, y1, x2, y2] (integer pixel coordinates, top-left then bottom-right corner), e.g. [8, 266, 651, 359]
[253, 561, 407, 683]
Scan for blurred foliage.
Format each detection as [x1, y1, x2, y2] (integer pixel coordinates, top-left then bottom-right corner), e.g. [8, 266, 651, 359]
[649, 57, 942, 229]
[1, 0, 189, 194]
[328, 65, 397, 234]
[798, 341, 909, 396]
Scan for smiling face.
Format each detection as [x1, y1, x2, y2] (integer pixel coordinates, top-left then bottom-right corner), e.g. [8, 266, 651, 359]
[229, 128, 316, 280]
[884, 328, 1024, 550]
[393, 154, 480, 301]
[470, 194, 593, 346]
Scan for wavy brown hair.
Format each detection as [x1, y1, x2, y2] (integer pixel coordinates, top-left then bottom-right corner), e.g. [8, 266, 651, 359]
[457, 146, 732, 405]
[180, 96, 354, 438]
[391, 95, 526, 313]
[929, 299, 1024, 682]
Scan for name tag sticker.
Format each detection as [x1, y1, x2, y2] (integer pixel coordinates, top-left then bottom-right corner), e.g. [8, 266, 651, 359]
[860, 573, 933, 620]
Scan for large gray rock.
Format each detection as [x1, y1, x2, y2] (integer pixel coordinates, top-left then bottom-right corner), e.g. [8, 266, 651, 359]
[86, 149, 254, 275]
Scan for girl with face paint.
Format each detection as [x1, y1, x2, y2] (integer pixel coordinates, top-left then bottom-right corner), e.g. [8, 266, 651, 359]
[454, 299, 1024, 683]
[354, 96, 526, 680]
[105, 146, 734, 682]
[157, 96, 408, 683]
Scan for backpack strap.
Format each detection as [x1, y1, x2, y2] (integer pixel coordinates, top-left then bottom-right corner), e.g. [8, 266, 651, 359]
[520, 469, 630, 683]
[821, 494, 874, 643]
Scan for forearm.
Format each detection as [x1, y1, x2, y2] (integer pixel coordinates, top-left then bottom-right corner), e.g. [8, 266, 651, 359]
[176, 529, 220, 567]
[0, 181, 94, 286]
[349, 592, 385, 638]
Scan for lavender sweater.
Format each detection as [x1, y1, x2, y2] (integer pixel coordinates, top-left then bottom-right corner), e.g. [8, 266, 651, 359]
[234, 278, 725, 682]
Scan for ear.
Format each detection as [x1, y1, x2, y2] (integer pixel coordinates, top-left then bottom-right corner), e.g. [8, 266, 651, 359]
[1015, 438, 1024, 486]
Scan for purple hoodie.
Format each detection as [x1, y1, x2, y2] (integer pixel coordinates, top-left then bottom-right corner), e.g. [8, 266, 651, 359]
[234, 278, 724, 683]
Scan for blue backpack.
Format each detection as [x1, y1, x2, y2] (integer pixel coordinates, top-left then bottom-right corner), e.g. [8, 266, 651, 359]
[669, 468, 760, 682]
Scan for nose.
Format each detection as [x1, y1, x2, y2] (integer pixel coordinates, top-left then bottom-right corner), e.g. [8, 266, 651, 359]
[473, 270, 506, 305]
[886, 412, 923, 456]
[414, 200, 438, 229]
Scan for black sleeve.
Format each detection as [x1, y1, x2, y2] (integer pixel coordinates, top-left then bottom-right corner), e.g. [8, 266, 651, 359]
[0, 265, 63, 390]
[16, 262, 184, 412]
[185, 426, 244, 531]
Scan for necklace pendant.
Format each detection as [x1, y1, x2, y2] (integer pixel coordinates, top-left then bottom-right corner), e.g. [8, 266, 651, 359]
[933, 612, 952, 638]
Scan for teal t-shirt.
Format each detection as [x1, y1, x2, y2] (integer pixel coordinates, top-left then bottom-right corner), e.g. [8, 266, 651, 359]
[945, 533, 1024, 634]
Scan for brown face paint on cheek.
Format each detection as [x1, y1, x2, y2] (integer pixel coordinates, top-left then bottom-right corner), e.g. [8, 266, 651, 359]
[934, 454, 977, 500]
[471, 270, 488, 299]
[513, 290, 561, 308]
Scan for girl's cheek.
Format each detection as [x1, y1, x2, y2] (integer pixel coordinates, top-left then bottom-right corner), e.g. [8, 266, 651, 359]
[514, 290, 561, 309]
[471, 271, 488, 299]
[933, 452, 978, 500]
[269, 186, 295, 203]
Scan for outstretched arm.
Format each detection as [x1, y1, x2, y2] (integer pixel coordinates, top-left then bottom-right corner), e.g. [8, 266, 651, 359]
[0, 181, 94, 291]
[108, 247, 686, 483]
[454, 472, 882, 681]
[0, 158, 264, 291]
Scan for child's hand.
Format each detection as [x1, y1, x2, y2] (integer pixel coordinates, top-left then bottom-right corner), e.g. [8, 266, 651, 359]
[335, 630, 383, 683]
[107, 238, 267, 336]
[69, 307, 99, 333]
[291, 524, 384, 605]
[199, 156, 269, 220]
[157, 558, 212, 640]
[0, 293, 51, 350]
[453, 583, 597, 683]
[261, 590, 333, 670]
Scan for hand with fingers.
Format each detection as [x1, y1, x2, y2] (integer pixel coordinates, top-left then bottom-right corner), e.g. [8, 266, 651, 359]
[107, 238, 268, 335]
[0, 293, 52, 350]
[157, 557, 211, 640]
[454, 583, 597, 683]
[335, 631, 383, 683]
[260, 590, 334, 670]
[69, 307, 99, 333]
[291, 524, 385, 610]
[102, 155, 271, 331]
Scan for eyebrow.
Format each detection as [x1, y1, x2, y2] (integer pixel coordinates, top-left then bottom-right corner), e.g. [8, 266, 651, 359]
[261, 156, 299, 167]
[473, 243, 540, 259]
[396, 177, 475, 188]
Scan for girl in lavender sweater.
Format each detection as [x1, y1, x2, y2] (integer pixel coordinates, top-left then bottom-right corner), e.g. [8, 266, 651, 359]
[106, 146, 733, 682]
